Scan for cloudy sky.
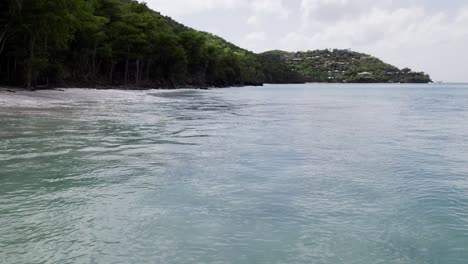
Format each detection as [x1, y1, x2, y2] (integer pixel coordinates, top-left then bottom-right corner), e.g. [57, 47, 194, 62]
[145, 0, 468, 82]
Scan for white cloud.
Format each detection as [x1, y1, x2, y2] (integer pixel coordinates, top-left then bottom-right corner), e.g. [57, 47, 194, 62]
[299, 0, 391, 24]
[278, 1, 468, 81]
[146, 0, 289, 18]
[145, 0, 244, 16]
[244, 0, 289, 29]
[247, 15, 261, 26]
[251, 0, 290, 18]
[241, 31, 268, 51]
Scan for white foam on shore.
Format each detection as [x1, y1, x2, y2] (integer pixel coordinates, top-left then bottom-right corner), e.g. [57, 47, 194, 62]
[0, 88, 200, 108]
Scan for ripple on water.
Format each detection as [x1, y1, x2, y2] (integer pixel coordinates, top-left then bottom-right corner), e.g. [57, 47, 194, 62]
[1, 85, 468, 263]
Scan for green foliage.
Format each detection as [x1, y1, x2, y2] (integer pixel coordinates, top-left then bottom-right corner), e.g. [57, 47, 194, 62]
[262, 49, 432, 83]
[258, 52, 305, 84]
[0, 1, 431, 88]
[0, 0, 266, 88]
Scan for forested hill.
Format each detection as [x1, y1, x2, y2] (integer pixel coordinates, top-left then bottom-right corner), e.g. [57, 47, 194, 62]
[0, 0, 430, 89]
[0, 0, 272, 88]
[260, 50, 432, 83]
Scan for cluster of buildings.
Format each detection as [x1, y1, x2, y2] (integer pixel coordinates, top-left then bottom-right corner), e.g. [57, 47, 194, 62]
[280, 49, 417, 80]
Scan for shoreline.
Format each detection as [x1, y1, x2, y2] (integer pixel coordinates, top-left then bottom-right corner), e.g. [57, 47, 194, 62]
[0, 81, 438, 93]
[0, 82, 266, 93]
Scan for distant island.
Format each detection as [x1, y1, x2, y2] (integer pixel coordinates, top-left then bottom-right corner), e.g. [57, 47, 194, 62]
[0, 0, 431, 90]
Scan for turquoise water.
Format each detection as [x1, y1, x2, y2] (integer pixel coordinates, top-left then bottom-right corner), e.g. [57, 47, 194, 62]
[1, 84, 468, 264]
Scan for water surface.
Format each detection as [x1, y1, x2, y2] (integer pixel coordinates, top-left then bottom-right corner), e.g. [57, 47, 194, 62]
[1, 84, 468, 264]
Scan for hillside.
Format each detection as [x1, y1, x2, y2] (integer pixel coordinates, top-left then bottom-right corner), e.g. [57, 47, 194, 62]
[0, 0, 269, 89]
[261, 49, 432, 83]
[0, 0, 430, 89]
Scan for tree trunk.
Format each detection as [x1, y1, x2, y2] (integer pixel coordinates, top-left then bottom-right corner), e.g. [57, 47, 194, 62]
[0, 25, 9, 55]
[124, 57, 129, 88]
[44, 34, 48, 51]
[92, 43, 97, 80]
[15, 0, 23, 10]
[96, 59, 102, 78]
[109, 63, 114, 84]
[145, 59, 152, 81]
[13, 57, 17, 83]
[135, 59, 140, 86]
[85, 56, 89, 78]
[6, 56, 11, 82]
[27, 35, 35, 89]
[139, 60, 144, 85]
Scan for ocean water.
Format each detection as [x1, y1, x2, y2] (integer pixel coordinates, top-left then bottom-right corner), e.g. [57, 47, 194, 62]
[1, 83, 468, 264]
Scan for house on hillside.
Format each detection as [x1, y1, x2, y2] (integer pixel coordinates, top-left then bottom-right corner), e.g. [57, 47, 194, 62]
[358, 72, 372, 76]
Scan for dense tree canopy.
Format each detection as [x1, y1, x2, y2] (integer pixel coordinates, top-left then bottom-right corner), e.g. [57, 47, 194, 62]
[0, 0, 431, 89]
[0, 0, 267, 88]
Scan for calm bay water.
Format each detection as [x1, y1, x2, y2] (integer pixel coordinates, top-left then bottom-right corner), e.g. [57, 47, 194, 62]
[1, 83, 468, 264]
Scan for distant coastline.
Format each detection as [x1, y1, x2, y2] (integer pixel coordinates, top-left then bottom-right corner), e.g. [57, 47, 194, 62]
[0, 0, 431, 90]
[2, 81, 443, 94]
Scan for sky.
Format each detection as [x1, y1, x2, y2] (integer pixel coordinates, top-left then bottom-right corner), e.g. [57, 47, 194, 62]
[145, 0, 468, 82]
